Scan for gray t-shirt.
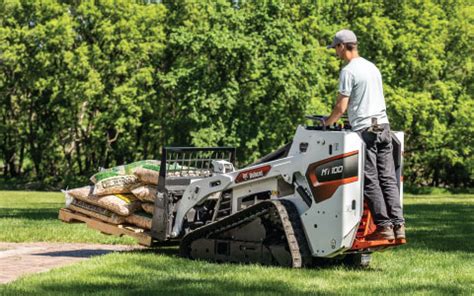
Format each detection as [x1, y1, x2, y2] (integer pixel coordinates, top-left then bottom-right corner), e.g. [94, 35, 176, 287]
[339, 57, 389, 131]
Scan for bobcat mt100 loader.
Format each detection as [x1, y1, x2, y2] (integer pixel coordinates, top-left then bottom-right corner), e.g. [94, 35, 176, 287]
[149, 116, 406, 268]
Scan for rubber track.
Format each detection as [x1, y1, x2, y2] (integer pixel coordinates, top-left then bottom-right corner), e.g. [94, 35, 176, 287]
[179, 199, 311, 268]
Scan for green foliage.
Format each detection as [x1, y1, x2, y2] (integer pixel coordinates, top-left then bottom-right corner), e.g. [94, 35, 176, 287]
[0, 0, 472, 188]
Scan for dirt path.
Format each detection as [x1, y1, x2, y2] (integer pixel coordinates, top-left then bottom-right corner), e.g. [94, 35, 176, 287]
[0, 242, 141, 284]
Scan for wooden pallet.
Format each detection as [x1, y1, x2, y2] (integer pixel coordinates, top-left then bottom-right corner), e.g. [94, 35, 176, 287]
[58, 208, 153, 246]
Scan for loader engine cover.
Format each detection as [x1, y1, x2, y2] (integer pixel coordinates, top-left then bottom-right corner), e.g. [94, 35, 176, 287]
[287, 127, 366, 257]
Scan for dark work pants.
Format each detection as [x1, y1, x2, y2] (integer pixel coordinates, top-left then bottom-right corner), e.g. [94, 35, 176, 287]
[358, 124, 405, 227]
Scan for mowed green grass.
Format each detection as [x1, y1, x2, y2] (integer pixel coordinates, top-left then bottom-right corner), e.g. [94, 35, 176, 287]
[0, 191, 473, 295]
[0, 191, 135, 244]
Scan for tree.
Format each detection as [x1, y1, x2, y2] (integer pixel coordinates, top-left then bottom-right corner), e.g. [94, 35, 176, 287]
[0, 0, 472, 189]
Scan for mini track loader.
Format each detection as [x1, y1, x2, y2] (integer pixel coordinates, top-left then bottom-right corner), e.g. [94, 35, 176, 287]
[148, 116, 406, 268]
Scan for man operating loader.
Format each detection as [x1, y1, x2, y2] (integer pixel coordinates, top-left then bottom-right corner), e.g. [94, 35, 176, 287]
[325, 29, 405, 240]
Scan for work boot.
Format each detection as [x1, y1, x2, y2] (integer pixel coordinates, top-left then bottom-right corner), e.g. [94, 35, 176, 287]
[394, 224, 406, 239]
[365, 226, 395, 241]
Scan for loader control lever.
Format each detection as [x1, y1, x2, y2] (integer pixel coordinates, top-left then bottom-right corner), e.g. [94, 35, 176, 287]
[305, 115, 351, 131]
[305, 115, 327, 130]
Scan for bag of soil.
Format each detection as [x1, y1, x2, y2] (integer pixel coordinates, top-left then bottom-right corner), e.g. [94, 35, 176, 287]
[125, 211, 152, 230]
[65, 186, 141, 216]
[90, 160, 161, 184]
[67, 198, 125, 224]
[94, 175, 140, 196]
[131, 185, 158, 202]
[141, 202, 154, 214]
[133, 166, 160, 185]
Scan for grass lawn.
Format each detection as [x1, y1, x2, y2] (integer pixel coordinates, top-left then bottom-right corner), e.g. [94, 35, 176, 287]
[0, 191, 473, 295]
[0, 191, 135, 244]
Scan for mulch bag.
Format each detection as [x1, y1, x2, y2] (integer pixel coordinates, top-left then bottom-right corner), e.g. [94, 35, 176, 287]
[90, 160, 161, 184]
[133, 167, 160, 185]
[67, 198, 125, 225]
[65, 186, 141, 216]
[141, 202, 154, 214]
[131, 185, 158, 202]
[125, 211, 152, 230]
[94, 175, 140, 196]
[133, 162, 188, 184]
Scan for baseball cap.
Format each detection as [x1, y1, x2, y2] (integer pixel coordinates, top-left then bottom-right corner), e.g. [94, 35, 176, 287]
[327, 29, 357, 49]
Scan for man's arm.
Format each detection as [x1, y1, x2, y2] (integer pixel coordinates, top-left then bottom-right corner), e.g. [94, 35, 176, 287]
[325, 93, 349, 126]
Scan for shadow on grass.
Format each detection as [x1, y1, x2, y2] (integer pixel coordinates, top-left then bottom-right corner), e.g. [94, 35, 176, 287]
[33, 249, 116, 258]
[144, 247, 180, 257]
[34, 278, 325, 296]
[129, 247, 386, 272]
[0, 208, 60, 220]
[404, 203, 473, 253]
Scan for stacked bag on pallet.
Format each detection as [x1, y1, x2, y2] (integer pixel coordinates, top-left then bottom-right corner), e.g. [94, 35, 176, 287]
[63, 160, 161, 230]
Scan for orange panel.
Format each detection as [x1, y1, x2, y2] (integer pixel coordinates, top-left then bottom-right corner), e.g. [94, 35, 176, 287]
[350, 202, 406, 251]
